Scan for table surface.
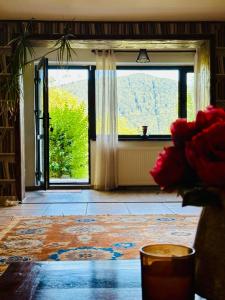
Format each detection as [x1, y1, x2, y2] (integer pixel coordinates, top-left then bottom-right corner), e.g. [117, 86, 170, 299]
[0, 260, 205, 300]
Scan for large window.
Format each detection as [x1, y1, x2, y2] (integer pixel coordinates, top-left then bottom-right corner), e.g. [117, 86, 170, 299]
[117, 66, 194, 138]
[47, 66, 194, 144]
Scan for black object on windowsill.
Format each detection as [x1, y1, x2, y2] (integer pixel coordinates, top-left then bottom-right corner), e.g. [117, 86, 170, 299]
[142, 126, 148, 138]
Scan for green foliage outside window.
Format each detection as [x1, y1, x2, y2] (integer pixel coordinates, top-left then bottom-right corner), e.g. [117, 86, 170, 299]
[49, 88, 88, 179]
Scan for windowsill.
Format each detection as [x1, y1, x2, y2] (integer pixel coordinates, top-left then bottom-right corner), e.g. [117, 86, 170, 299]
[119, 135, 171, 141]
[91, 136, 172, 141]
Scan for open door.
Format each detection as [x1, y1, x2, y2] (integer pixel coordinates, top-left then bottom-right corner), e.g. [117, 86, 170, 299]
[35, 58, 49, 189]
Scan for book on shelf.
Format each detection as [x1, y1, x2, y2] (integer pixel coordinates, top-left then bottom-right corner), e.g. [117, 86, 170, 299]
[0, 161, 16, 179]
[216, 77, 225, 101]
[0, 53, 11, 74]
[0, 129, 15, 152]
[216, 55, 225, 74]
[0, 182, 16, 196]
[216, 27, 225, 48]
[217, 100, 225, 109]
[0, 110, 14, 127]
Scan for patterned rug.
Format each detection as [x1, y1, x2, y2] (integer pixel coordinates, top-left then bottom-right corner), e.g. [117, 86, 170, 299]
[0, 215, 199, 274]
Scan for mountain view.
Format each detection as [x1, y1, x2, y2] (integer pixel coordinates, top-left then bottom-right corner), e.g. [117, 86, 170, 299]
[49, 72, 188, 135]
[48, 70, 194, 180]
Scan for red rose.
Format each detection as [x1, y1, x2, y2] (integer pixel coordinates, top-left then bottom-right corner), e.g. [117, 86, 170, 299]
[196, 105, 225, 130]
[170, 119, 196, 147]
[186, 122, 225, 187]
[150, 146, 188, 190]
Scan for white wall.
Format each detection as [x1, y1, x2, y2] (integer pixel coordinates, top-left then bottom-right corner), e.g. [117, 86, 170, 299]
[23, 48, 193, 187]
[23, 63, 36, 187]
[90, 141, 171, 186]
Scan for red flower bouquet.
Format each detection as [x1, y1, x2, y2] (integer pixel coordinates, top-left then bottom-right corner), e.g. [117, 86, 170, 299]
[150, 106, 225, 206]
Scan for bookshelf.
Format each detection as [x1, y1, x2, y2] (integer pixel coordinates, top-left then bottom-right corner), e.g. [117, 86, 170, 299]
[216, 47, 225, 106]
[0, 47, 17, 206]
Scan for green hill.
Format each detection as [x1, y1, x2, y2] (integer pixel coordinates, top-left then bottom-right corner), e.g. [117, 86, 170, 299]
[53, 73, 178, 134]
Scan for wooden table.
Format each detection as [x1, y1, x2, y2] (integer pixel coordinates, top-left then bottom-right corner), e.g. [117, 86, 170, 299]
[0, 260, 205, 300]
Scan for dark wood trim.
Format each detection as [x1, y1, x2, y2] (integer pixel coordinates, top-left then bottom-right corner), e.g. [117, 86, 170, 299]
[1, 20, 225, 23]
[28, 33, 216, 41]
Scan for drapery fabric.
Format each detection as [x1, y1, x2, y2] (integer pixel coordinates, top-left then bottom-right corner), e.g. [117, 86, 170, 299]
[194, 41, 211, 111]
[93, 50, 118, 190]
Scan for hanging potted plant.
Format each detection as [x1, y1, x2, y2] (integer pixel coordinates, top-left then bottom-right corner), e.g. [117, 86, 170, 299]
[150, 105, 225, 300]
[0, 21, 77, 136]
[3, 21, 76, 105]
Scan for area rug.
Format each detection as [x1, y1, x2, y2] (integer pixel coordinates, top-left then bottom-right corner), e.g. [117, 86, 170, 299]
[0, 215, 199, 274]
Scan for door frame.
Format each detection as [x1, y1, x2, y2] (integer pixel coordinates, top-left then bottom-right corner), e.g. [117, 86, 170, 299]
[46, 65, 93, 186]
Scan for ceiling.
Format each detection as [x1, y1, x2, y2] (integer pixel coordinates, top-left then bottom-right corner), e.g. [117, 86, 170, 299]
[0, 0, 225, 21]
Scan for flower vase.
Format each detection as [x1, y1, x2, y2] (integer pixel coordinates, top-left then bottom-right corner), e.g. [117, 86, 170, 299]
[194, 199, 225, 300]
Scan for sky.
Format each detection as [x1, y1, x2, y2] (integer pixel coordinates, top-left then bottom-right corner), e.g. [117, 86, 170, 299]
[117, 70, 178, 80]
[48, 69, 88, 86]
[48, 69, 180, 86]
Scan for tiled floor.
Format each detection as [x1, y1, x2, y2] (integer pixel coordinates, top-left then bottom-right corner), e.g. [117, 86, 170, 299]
[23, 190, 183, 203]
[0, 190, 202, 217]
[0, 190, 205, 299]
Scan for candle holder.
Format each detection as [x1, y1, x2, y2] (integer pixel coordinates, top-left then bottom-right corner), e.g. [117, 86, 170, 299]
[142, 125, 148, 138]
[140, 244, 195, 300]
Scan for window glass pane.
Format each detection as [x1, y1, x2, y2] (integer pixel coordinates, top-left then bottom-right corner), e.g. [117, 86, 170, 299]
[187, 73, 195, 121]
[117, 70, 179, 135]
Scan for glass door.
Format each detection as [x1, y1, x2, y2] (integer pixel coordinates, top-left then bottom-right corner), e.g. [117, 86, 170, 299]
[35, 58, 49, 189]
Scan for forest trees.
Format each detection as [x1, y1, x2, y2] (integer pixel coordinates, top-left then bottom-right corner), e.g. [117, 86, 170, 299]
[49, 72, 194, 179]
[49, 88, 88, 179]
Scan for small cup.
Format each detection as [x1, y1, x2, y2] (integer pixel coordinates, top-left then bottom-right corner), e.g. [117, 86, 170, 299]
[140, 244, 195, 300]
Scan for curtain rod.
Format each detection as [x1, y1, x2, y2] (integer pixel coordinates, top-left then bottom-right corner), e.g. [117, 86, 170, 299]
[91, 50, 196, 53]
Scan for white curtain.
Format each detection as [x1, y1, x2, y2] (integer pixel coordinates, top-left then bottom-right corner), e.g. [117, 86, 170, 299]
[194, 41, 211, 111]
[94, 50, 118, 191]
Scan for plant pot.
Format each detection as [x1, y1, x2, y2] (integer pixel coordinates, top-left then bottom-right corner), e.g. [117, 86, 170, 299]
[194, 199, 225, 300]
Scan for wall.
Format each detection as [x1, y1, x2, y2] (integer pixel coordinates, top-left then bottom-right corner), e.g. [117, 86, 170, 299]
[23, 48, 192, 187]
[23, 63, 36, 186]
[90, 141, 172, 186]
[1, 20, 224, 196]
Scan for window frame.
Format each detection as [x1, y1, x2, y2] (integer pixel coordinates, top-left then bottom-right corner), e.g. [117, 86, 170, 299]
[48, 65, 194, 142]
[47, 65, 93, 184]
[47, 65, 96, 140]
[116, 65, 194, 140]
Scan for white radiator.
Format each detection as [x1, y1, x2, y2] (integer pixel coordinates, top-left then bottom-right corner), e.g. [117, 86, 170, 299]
[118, 147, 162, 186]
